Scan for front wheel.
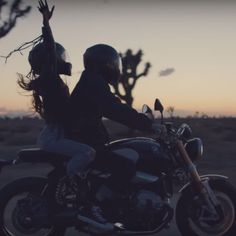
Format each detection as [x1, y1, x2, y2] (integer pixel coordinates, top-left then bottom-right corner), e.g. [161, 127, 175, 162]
[0, 177, 66, 236]
[176, 179, 236, 236]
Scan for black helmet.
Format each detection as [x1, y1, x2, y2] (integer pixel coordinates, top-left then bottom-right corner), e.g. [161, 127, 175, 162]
[28, 42, 72, 76]
[83, 44, 122, 84]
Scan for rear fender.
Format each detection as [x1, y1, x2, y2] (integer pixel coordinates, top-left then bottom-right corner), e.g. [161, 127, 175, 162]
[0, 176, 48, 199]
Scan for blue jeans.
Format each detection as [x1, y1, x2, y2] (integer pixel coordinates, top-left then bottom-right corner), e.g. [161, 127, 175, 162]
[37, 125, 95, 177]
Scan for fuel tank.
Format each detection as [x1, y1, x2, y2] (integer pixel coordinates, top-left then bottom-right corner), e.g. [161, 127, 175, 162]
[107, 137, 171, 174]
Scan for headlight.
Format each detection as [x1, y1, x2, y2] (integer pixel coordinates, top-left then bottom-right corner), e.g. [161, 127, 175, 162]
[185, 138, 203, 162]
[177, 123, 192, 139]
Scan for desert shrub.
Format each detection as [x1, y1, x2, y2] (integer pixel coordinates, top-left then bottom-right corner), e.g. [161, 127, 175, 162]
[0, 134, 5, 142]
[4, 131, 37, 146]
[0, 131, 12, 142]
[0, 120, 12, 132]
[10, 125, 31, 133]
[222, 132, 236, 142]
[211, 126, 224, 134]
[0, 117, 43, 132]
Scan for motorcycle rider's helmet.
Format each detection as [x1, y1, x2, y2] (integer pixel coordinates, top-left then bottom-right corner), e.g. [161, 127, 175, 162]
[28, 42, 72, 76]
[83, 44, 122, 84]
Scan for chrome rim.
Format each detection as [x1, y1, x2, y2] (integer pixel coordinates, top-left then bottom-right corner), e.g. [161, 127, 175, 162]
[189, 191, 235, 236]
[3, 192, 53, 236]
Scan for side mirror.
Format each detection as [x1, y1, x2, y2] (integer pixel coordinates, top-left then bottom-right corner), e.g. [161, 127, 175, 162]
[142, 104, 152, 114]
[142, 104, 154, 120]
[154, 99, 164, 113]
[154, 98, 164, 124]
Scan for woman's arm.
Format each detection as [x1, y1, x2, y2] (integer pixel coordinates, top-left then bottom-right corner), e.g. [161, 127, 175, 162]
[38, 0, 57, 79]
[38, 0, 54, 27]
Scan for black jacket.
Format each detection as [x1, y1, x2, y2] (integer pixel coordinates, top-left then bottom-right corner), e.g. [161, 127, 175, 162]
[67, 70, 152, 146]
[39, 25, 70, 126]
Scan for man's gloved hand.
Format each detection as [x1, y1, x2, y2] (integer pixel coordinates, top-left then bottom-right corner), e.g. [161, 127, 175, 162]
[151, 123, 167, 135]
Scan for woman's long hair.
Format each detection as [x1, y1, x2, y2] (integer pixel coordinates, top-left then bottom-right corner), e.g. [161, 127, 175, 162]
[4, 36, 46, 117]
[17, 71, 45, 118]
[16, 38, 70, 123]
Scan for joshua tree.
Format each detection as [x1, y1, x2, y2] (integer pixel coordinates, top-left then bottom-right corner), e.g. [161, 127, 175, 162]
[112, 49, 151, 107]
[194, 111, 200, 118]
[0, 0, 31, 39]
[166, 106, 175, 118]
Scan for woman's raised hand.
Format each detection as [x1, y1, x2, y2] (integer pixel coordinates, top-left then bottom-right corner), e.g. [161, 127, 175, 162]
[38, 0, 55, 25]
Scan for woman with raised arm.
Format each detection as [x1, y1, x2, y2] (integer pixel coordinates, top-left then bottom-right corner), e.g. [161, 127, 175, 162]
[18, 0, 113, 231]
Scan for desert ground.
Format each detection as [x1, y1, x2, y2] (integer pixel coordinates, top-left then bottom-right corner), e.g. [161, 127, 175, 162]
[0, 117, 236, 236]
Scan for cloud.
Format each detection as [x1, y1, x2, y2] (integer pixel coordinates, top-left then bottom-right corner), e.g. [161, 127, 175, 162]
[159, 67, 175, 77]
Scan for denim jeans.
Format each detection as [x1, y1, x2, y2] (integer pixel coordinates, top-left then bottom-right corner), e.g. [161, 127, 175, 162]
[37, 125, 95, 176]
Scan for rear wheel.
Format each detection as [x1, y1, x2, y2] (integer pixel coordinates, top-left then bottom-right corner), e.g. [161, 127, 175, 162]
[0, 177, 66, 236]
[176, 179, 236, 236]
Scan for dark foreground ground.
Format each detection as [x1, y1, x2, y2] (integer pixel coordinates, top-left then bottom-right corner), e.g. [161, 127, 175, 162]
[0, 117, 236, 235]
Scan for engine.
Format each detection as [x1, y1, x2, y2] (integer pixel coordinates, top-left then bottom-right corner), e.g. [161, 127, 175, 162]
[127, 189, 168, 231]
[55, 176, 89, 209]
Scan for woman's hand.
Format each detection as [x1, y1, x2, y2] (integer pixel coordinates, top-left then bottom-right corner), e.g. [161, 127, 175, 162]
[38, 0, 55, 26]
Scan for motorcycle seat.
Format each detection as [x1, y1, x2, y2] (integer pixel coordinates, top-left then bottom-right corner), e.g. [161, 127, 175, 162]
[16, 148, 70, 164]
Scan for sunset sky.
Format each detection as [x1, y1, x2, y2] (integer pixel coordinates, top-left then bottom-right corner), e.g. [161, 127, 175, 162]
[0, 0, 235, 117]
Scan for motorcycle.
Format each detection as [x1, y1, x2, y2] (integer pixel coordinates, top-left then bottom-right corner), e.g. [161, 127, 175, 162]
[0, 99, 235, 236]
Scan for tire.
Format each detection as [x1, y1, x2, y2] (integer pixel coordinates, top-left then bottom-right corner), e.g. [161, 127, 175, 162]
[0, 177, 66, 236]
[176, 179, 236, 236]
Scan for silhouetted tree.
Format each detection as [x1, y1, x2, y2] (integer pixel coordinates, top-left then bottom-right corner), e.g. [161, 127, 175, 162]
[0, 0, 31, 39]
[112, 49, 151, 107]
[194, 111, 200, 118]
[167, 106, 175, 118]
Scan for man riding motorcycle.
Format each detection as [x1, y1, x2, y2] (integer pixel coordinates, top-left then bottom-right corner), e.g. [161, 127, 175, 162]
[67, 44, 160, 192]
